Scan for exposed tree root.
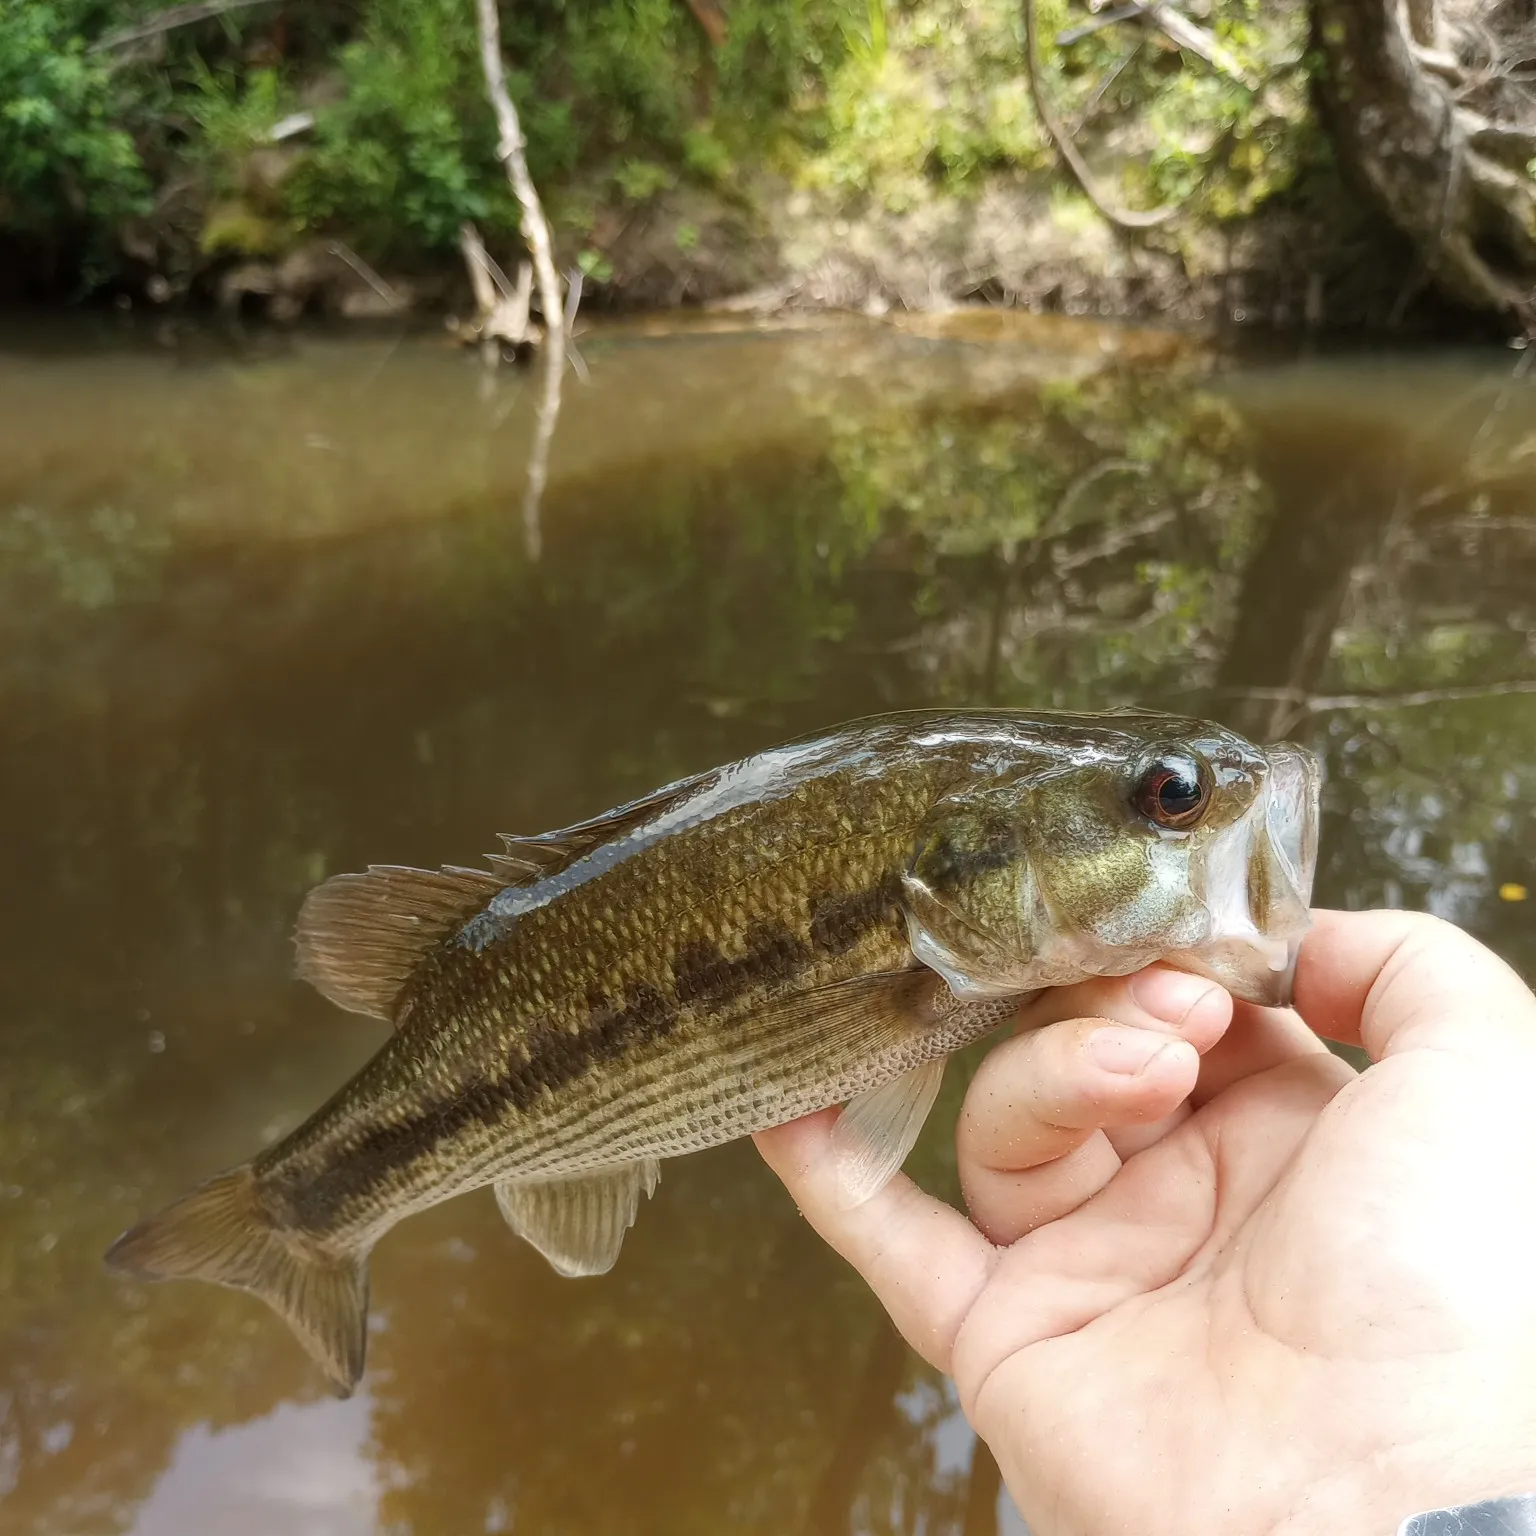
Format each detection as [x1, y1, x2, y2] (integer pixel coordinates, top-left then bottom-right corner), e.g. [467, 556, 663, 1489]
[1313, 0, 1536, 321]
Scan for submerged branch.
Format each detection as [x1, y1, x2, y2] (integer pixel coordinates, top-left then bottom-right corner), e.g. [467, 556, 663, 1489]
[458, 221, 536, 356]
[522, 328, 564, 562]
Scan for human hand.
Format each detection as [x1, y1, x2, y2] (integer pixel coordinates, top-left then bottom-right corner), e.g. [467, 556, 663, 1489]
[754, 911, 1536, 1536]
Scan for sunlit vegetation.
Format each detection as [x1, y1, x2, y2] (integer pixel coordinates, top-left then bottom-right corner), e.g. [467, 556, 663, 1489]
[0, 0, 1321, 294]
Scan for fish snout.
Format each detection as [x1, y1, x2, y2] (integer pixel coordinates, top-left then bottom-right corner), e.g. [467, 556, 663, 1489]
[1220, 743, 1320, 1006]
[1162, 742, 1321, 1008]
[1256, 743, 1321, 935]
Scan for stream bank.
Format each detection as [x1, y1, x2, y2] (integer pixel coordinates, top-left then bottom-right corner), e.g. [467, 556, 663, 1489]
[1, 0, 1457, 333]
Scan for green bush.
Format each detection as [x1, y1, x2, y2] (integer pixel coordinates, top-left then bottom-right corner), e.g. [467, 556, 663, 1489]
[801, 0, 1050, 209]
[286, 0, 507, 254]
[0, 2, 149, 234]
[0, 0, 1322, 290]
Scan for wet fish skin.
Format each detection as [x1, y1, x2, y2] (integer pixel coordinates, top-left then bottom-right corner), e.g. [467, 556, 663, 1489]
[105, 709, 1320, 1395]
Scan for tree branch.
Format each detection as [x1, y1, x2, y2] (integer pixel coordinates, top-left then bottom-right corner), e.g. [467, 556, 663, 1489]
[92, 0, 280, 52]
[1056, 0, 1257, 85]
[1215, 679, 1536, 721]
[1143, 3, 1258, 89]
[326, 242, 404, 310]
[475, 0, 565, 368]
[474, 0, 570, 558]
[682, 0, 728, 48]
[1022, 0, 1183, 230]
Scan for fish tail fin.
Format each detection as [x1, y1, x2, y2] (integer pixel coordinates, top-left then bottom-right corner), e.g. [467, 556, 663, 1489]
[104, 1166, 369, 1397]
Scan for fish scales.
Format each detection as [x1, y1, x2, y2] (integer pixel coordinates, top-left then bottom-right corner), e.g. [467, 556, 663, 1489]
[257, 752, 956, 1246]
[105, 709, 1322, 1396]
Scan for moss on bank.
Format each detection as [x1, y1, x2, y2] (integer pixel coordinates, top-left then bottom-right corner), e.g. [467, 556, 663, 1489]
[1, 0, 1402, 323]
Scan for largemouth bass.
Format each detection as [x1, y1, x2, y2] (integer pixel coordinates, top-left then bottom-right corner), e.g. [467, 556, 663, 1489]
[106, 710, 1319, 1394]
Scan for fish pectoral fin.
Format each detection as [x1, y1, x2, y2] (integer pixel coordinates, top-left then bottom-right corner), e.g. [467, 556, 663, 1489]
[831, 1058, 946, 1209]
[494, 1160, 661, 1278]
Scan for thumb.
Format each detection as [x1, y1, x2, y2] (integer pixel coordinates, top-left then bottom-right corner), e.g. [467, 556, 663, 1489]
[1292, 909, 1536, 1064]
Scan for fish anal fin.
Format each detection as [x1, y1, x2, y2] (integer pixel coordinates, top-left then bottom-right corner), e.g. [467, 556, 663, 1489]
[495, 1161, 661, 1277]
[831, 1058, 946, 1208]
[294, 864, 504, 1022]
[104, 1166, 369, 1397]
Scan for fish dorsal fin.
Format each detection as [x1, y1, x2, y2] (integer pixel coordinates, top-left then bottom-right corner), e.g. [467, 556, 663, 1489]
[831, 1058, 946, 1208]
[485, 850, 545, 884]
[494, 1161, 661, 1277]
[295, 864, 505, 1022]
[294, 771, 715, 1024]
[493, 767, 718, 886]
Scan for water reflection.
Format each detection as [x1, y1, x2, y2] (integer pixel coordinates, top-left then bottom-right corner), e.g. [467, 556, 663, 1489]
[0, 317, 1532, 1536]
[134, 1395, 378, 1536]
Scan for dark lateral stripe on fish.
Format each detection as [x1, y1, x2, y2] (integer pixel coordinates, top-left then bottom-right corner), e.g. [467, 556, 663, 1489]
[267, 874, 906, 1229]
[271, 978, 678, 1226]
[808, 877, 904, 952]
[464, 875, 914, 1171]
[670, 925, 812, 1009]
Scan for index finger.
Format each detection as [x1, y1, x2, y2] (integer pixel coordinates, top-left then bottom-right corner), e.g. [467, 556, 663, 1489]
[1292, 908, 1536, 1062]
[752, 1109, 998, 1372]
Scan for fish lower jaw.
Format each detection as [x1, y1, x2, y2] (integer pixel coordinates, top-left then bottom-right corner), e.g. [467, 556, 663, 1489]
[916, 922, 1304, 1010]
[1160, 933, 1303, 1007]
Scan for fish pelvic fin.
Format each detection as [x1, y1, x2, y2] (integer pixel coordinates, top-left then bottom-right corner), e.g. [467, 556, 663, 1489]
[495, 1160, 661, 1277]
[104, 1166, 369, 1398]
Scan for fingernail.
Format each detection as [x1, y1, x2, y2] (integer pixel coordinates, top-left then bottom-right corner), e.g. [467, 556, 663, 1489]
[1090, 1026, 1173, 1076]
[1130, 968, 1218, 1026]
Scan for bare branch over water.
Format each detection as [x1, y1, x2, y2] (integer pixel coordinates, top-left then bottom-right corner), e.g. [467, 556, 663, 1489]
[474, 0, 572, 560]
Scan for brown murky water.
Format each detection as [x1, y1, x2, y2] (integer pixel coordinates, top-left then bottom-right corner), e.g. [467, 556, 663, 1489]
[2, 313, 1534, 1536]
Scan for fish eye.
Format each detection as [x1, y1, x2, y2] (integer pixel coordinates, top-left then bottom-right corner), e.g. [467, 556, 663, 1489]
[1132, 754, 1210, 830]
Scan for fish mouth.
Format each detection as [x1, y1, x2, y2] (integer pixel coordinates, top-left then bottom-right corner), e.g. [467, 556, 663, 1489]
[1166, 743, 1322, 1008]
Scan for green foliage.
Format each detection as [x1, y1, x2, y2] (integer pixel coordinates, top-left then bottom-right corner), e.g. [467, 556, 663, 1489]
[576, 247, 615, 283]
[199, 201, 292, 257]
[798, 0, 1310, 222]
[286, 0, 505, 253]
[1142, 67, 1310, 219]
[613, 158, 678, 204]
[0, 0, 1321, 285]
[562, 0, 696, 154]
[803, 0, 1047, 210]
[0, 2, 149, 234]
[1068, 0, 1311, 222]
[186, 62, 292, 169]
[682, 125, 733, 185]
